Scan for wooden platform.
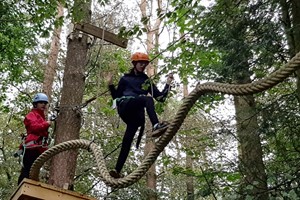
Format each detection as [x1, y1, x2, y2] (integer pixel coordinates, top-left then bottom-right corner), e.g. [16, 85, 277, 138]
[10, 179, 96, 200]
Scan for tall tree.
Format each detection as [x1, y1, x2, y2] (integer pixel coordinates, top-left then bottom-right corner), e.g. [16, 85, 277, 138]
[49, 0, 92, 188]
[280, 0, 300, 102]
[183, 84, 194, 200]
[43, 2, 64, 107]
[233, 67, 268, 199]
[140, 0, 163, 199]
[291, 0, 300, 102]
[204, 2, 269, 198]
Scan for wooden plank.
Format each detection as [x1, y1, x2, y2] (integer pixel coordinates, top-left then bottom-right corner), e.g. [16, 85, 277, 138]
[75, 23, 128, 48]
[10, 179, 96, 200]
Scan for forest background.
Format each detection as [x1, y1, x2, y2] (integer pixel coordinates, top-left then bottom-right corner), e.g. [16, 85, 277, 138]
[1, 0, 300, 199]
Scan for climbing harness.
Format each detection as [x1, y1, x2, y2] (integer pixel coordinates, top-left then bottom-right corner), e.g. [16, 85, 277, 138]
[116, 96, 135, 106]
[14, 135, 49, 167]
[22, 137, 49, 148]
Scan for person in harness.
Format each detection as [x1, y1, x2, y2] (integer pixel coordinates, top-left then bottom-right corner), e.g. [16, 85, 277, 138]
[107, 52, 174, 178]
[17, 93, 52, 184]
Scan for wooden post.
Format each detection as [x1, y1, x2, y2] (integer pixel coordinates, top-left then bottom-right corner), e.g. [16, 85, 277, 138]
[74, 23, 128, 48]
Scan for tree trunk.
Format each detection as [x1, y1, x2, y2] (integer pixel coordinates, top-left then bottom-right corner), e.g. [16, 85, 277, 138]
[235, 95, 268, 199]
[144, 63, 158, 200]
[291, 0, 300, 53]
[279, 0, 295, 57]
[234, 75, 268, 199]
[48, 0, 91, 189]
[42, 2, 64, 108]
[280, 0, 300, 102]
[291, 0, 300, 101]
[41, 2, 64, 176]
[140, 0, 162, 199]
[183, 84, 194, 200]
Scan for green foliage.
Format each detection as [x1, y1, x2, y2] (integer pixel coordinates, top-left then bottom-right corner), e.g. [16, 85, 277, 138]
[259, 92, 300, 197]
[85, 47, 131, 97]
[119, 25, 145, 38]
[0, 112, 25, 199]
[2, 0, 300, 198]
[0, 0, 63, 108]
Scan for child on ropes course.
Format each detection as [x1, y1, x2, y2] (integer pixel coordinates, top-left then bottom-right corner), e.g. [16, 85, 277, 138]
[17, 93, 52, 184]
[107, 52, 173, 178]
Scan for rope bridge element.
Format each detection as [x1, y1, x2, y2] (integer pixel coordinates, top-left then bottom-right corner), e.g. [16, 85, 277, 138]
[30, 52, 300, 188]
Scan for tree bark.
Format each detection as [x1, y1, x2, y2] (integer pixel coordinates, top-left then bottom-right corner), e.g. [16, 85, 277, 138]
[281, 0, 300, 101]
[183, 84, 194, 200]
[279, 0, 295, 57]
[41, 2, 64, 175]
[291, 0, 300, 101]
[234, 72, 268, 199]
[140, 0, 162, 199]
[48, 0, 91, 189]
[235, 95, 268, 199]
[42, 2, 64, 108]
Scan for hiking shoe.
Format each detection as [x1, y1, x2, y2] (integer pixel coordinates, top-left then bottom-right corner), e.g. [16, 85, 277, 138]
[152, 122, 169, 137]
[109, 170, 124, 179]
[153, 122, 168, 131]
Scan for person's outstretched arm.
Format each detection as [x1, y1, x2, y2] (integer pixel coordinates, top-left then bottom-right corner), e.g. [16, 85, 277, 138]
[107, 73, 126, 99]
[151, 73, 174, 102]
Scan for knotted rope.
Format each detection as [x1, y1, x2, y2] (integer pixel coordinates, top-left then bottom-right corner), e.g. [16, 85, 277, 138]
[30, 52, 300, 188]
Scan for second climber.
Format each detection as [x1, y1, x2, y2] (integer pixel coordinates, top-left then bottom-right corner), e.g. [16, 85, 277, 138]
[107, 52, 173, 178]
[17, 93, 52, 184]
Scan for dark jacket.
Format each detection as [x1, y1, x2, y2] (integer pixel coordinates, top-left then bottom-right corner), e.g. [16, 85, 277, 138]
[109, 71, 170, 102]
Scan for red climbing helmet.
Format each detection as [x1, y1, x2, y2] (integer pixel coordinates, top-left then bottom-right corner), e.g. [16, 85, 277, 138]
[131, 52, 150, 62]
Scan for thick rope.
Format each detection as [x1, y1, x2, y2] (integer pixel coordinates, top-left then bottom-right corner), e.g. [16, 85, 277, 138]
[30, 52, 300, 188]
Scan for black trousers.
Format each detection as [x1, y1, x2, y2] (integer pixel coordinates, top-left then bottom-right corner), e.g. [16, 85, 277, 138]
[115, 96, 159, 173]
[18, 148, 40, 185]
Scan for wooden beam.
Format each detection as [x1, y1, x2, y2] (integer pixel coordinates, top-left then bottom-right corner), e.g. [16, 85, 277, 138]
[10, 179, 96, 200]
[75, 23, 128, 48]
